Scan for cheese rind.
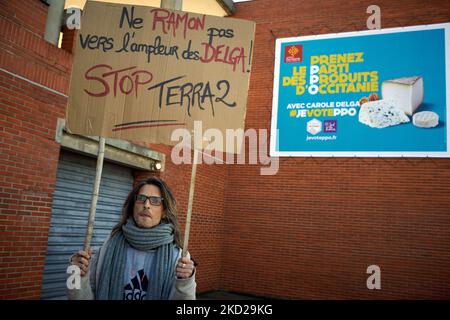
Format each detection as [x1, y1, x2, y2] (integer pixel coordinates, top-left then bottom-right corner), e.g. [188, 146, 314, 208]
[359, 99, 410, 128]
[412, 111, 439, 128]
[381, 76, 424, 115]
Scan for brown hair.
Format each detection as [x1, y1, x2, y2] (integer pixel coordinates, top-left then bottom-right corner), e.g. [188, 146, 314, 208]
[111, 177, 182, 247]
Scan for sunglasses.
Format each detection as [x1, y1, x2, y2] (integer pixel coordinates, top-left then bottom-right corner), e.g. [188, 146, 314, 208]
[135, 194, 164, 206]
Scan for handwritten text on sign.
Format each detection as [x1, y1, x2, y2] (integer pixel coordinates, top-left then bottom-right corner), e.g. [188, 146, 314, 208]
[66, 2, 255, 152]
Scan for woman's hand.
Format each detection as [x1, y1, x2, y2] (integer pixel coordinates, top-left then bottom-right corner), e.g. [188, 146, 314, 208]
[70, 248, 93, 277]
[176, 256, 195, 279]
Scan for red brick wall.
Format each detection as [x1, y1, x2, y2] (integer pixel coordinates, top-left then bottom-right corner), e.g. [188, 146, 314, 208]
[222, 0, 450, 299]
[0, 70, 67, 299]
[60, 27, 77, 54]
[0, 0, 48, 38]
[0, 2, 72, 94]
[0, 0, 71, 299]
[176, 159, 228, 292]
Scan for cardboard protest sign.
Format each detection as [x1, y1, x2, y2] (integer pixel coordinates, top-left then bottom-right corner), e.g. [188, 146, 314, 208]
[66, 1, 255, 152]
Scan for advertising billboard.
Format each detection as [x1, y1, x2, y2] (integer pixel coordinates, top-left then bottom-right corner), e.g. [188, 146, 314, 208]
[271, 23, 450, 157]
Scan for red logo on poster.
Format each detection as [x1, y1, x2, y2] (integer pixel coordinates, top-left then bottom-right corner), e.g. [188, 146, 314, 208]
[284, 45, 303, 63]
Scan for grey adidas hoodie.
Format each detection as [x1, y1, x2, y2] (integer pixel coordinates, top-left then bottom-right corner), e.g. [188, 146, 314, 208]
[67, 237, 196, 300]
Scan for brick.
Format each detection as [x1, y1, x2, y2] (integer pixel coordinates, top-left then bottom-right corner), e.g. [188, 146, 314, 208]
[0, 0, 449, 301]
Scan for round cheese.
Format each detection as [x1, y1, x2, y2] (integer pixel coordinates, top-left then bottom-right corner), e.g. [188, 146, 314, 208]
[412, 111, 439, 128]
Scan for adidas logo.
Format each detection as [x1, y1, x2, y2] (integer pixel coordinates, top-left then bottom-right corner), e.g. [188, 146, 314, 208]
[124, 269, 149, 300]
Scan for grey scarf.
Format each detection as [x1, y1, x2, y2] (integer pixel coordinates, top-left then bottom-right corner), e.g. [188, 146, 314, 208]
[96, 218, 176, 300]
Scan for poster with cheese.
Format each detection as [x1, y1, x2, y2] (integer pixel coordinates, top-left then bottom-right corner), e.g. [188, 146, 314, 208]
[270, 23, 450, 157]
[66, 1, 255, 153]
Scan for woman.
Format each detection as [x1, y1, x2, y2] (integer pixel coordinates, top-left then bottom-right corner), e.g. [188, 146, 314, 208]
[68, 177, 196, 300]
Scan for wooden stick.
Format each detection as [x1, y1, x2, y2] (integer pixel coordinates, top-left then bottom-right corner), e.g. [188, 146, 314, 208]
[182, 148, 199, 257]
[162, 0, 193, 258]
[84, 136, 106, 252]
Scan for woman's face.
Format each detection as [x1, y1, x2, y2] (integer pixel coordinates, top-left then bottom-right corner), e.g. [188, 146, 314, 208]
[133, 184, 165, 229]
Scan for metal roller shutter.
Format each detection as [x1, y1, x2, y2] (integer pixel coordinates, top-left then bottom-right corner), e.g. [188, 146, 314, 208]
[41, 150, 133, 299]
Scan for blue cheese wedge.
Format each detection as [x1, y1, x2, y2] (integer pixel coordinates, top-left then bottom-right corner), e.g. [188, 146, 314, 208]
[381, 76, 424, 115]
[359, 99, 410, 128]
[412, 111, 439, 128]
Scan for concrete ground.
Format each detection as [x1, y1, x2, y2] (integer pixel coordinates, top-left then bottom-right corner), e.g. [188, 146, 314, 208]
[197, 290, 267, 300]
